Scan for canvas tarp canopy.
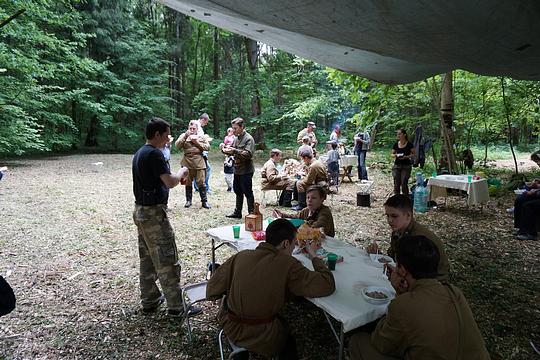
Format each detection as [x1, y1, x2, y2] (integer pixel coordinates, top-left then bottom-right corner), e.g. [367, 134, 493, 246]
[160, 0, 540, 84]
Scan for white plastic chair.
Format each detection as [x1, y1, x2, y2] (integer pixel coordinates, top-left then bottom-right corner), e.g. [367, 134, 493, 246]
[218, 328, 249, 360]
[182, 281, 207, 342]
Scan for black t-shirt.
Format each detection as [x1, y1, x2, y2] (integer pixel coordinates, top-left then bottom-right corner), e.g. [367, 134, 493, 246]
[393, 141, 414, 165]
[132, 144, 171, 205]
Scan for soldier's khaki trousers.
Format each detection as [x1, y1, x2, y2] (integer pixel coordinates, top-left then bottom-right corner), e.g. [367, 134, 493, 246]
[133, 204, 182, 311]
[348, 332, 400, 360]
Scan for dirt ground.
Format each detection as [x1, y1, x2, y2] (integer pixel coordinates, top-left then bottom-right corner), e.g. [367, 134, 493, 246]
[0, 152, 538, 359]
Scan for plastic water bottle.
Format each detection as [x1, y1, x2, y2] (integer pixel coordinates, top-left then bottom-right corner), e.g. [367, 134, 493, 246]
[414, 173, 427, 213]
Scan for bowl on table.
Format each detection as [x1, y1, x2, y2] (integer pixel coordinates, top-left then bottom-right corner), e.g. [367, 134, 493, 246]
[362, 286, 393, 305]
[286, 218, 305, 228]
[369, 254, 396, 268]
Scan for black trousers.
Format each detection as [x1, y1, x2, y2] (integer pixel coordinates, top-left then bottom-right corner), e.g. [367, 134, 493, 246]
[513, 194, 538, 228]
[518, 197, 540, 235]
[233, 172, 255, 213]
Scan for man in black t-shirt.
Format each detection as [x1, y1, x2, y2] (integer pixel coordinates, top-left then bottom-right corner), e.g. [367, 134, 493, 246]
[132, 117, 189, 317]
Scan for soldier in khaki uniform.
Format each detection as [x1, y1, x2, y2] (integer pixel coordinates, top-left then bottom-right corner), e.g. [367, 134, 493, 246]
[296, 121, 318, 146]
[132, 117, 190, 317]
[175, 121, 211, 209]
[367, 194, 449, 282]
[349, 235, 490, 360]
[274, 185, 335, 237]
[223, 117, 256, 218]
[207, 219, 335, 359]
[261, 149, 295, 207]
[292, 149, 328, 211]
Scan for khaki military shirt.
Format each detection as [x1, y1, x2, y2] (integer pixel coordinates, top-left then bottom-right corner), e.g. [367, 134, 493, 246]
[206, 242, 335, 357]
[281, 204, 335, 238]
[298, 159, 327, 191]
[261, 159, 293, 190]
[175, 133, 210, 169]
[371, 279, 490, 360]
[231, 131, 255, 175]
[387, 220, 450, 281]
[297, 128, 317, 146]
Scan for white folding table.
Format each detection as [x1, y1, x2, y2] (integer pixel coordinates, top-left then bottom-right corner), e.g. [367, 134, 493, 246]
[206, 221, 394, 360]
[427, 175, 489, 206]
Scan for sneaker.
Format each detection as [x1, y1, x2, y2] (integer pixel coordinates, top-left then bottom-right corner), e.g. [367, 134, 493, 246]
[516, 233, 538, 241]
[141, 296, 164, 313]
[513, 228, 521, 235]
[506, 207, 514, 214]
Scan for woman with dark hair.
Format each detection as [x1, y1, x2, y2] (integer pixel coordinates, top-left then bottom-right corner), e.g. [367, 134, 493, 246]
[391, 129, 415, 195]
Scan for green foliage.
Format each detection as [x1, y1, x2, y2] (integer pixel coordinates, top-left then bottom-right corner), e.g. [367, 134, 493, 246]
[0, 1, 538, 158]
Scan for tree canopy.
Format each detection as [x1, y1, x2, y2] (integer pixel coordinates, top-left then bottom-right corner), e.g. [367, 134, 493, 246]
[0, 0, 538, 157]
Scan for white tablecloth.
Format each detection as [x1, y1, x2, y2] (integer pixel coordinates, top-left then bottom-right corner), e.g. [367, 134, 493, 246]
[427, 175, 489, 206]
[340, 155, 357, 167]
[206, 221, 394, 332]
[318, 154, 357, 168]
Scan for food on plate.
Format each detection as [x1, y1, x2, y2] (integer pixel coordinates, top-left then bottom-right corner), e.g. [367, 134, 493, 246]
[251, 231, 266, 241]
[365, 291, 388, 299]
[296, 223, 323, 247]
[377, 257, 392, 264]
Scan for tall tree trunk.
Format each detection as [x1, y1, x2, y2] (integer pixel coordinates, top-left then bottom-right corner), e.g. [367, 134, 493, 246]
[191, 23, 201, 98]
[174, 12, 182, 124]
[439, 72, 458, 174]
[500, 77, 519, 174]
[244, 37, 263, 146]
[85, 114, 99, 147]
[212, 27, 220, 138]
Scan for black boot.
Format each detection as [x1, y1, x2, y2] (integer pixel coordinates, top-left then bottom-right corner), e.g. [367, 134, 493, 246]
[226, 195, 243, 218]
[246, 194, 255, 214]
[184, 186, 193, 208]
[199, 187, 211, 209]
[281, 190, 293, 207]
[291, 191, 306, 211]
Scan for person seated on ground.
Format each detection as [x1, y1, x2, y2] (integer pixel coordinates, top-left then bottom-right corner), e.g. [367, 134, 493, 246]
[273, 185, 335, 237]
[292, 149, 327, 211]
[367, 194, 450, 281]
[326, 141, 340, 188]
[513, 150, 540, 240]
[261, 149, 295, 207]
[297, 135, 314, 159]
[349, 235, 490, 360]
[206, 219, 335, 360]
[0, 275, 16, 317]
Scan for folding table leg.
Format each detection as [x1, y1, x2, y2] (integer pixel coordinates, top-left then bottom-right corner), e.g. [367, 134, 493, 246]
[338, 323, 344, 360]
[211, 238, 217, 274]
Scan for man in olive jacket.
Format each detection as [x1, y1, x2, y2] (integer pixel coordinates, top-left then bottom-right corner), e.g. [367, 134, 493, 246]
[349, 235, 490, 360]
[222, 117, 256, 218]
[207, 219, 335, 359]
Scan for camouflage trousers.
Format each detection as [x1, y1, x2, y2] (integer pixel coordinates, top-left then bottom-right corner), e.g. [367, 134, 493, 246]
[133, 204, 182, 311]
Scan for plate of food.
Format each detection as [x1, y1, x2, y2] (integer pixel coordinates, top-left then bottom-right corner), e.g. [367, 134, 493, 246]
[369, 254, 396, 268]
[362, 286, 393, 305]
[251, 231, 266, 241]
[296, 223, 324, 249]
